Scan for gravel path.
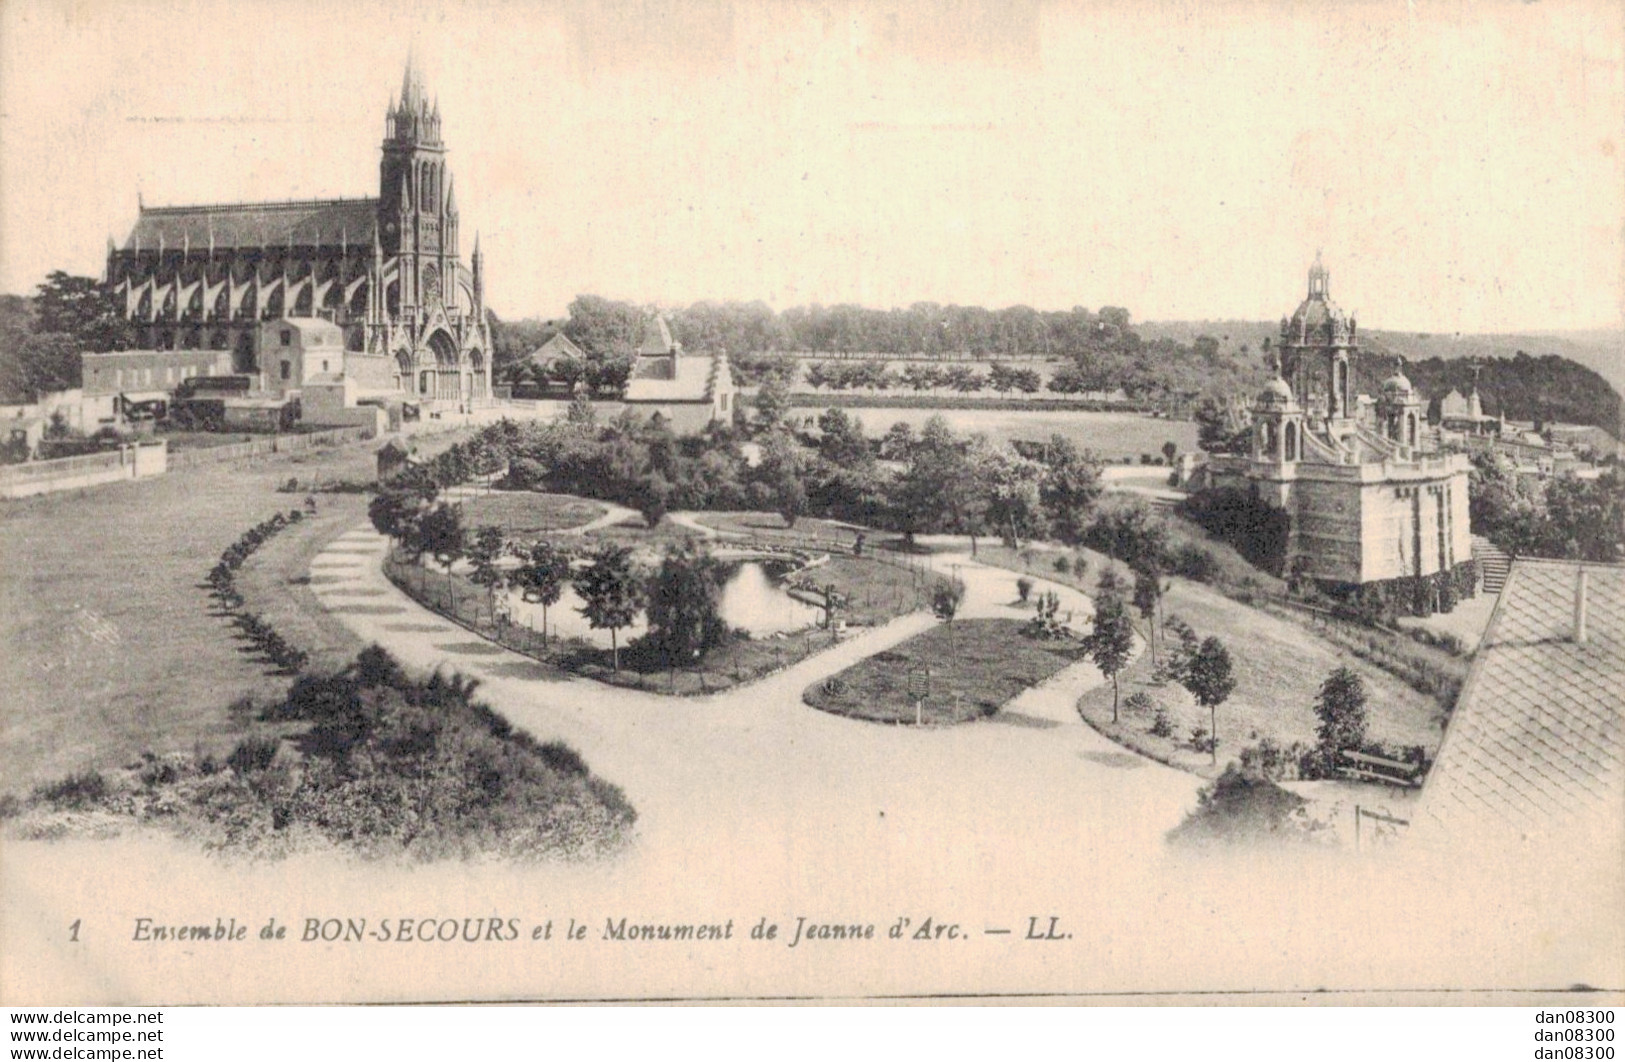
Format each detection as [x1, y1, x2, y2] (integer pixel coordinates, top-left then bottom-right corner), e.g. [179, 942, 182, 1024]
[307, 524, 1190, 878]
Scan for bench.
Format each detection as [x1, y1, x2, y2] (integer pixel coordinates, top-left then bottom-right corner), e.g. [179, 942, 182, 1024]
[1339, 749, 1424, 788]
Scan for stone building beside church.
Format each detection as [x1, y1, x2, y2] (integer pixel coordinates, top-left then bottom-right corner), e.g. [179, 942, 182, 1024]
[1203, 257, 1475, 614]
[102, 59, 490, 408]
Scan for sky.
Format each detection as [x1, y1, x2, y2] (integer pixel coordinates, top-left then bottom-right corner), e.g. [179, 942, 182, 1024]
[1, 0, 1621, 334]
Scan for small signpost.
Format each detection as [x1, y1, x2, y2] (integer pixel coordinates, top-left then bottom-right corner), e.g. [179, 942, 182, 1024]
[907, 667, 930, 726]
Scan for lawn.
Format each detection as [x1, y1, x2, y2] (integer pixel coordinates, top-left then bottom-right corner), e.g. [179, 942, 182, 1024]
[803, 618, 1085, 725]
[454, 491, 606, 538]
[0, 428, 472, 796]
[971, 531, 1451, 778]
[695, 510, 872, 550]
[1074, 575, 1450, 780]
[232, 496, 373, 675]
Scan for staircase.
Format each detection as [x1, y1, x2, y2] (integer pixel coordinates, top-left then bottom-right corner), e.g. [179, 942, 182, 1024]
[1472, 535, 1512, 595]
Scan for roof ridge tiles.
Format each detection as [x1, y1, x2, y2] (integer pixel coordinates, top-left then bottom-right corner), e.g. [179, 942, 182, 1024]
[143, 195, 379, 214]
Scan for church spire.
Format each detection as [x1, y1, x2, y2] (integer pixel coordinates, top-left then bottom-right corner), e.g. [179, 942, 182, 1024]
[400, 50, 419, 111]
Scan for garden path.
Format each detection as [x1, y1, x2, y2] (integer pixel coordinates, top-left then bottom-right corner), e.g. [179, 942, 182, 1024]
[308, 524, 1188, 871]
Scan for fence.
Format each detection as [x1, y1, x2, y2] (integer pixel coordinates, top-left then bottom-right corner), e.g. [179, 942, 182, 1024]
[164, 426, 375, 470]
[0, 441, 168, 499]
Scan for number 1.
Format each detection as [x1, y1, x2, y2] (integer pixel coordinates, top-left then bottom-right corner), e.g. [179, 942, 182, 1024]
[68, 919, 80, 942]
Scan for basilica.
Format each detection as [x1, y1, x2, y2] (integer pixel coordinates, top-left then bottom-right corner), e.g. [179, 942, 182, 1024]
[1202, 257, 1475, 614]
[102, 60, 491, 407]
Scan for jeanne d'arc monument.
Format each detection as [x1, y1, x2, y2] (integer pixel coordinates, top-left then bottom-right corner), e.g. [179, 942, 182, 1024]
[103, 59, 491, 405]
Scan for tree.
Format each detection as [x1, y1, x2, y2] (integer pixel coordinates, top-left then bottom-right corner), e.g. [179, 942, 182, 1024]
[34, 271, 130, 353]
[1312, 667, 1368, 763]
[573, 544, 643, 671]
[466, 525, 507, 619]
[893, 415, 978, 539]
[550, 354, 586, 393]
[1161, 440, 1178, 466]
[879, 421, 916, 461]
[1158, 614, 1200, 686]
[6, 332, 81, 400]
[512, 541, 571, 644]
[368, 489, 417, 546]
[754, 376, 791, 433]
[629, 470, 673, 528]
[1182, 636, 1236, 765]
[1195, 396, 1248, 454]
[1083, 581, 1135, 722]
[585, 352, 635, 396]
[645, 543, 730, 672]
[1543, 469, 1625, 563]
[758, 429, 807, 527]
[417, 503, 466, 608]
[978, 445, 1046, 549]
[1131, 561, 1163, 664]
[1039, 435, 1103, 545]
[565, 390, 597, 428]
[563, 294, 643, 358]
[816, 407, 872, 469]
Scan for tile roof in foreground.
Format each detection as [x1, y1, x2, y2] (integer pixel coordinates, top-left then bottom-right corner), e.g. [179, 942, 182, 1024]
[1413, 558, 1624, 844]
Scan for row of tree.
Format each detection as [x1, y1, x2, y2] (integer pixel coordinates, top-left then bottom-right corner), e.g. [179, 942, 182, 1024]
[487, 294, 1267, 406]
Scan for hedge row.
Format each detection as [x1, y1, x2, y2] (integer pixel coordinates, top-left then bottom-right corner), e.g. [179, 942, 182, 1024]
[205, 510, 311, 673]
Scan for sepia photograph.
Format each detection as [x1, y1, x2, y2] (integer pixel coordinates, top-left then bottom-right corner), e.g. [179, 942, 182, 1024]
[0, 0, 1621, 1009]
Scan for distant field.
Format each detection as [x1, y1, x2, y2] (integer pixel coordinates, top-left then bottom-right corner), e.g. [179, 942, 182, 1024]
[793, 405, 1198, 460]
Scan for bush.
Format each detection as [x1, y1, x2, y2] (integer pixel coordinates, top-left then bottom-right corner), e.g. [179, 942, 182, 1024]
[226, 735, 281, 775]
[1016, 577, 1034, 603]
[1123, 690, 1156, 716]
[20, 647, 638, 860]
[1167, 764, 1326, 846]
[1177, 487, 1290, 577]
[538, 741, 589, 778]
[34, 770, 108, 810]
[1167, 543, 1219, 583]
[1236, 738, 1306, 782]
[1149, 707, 1174, 738]
[1188, 726, 1218, 755]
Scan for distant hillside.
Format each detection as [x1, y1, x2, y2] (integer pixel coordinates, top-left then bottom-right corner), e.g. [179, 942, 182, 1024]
[1140, 320, 1624, 391]
[1140, 319, 1623, 437]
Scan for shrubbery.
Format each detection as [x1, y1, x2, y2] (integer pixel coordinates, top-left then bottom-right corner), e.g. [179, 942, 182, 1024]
[205, 510, 311, 673]
[18, 647, 635, 861]
[1176, 487, 1290, 577]
[1166, 764, 1331, 847]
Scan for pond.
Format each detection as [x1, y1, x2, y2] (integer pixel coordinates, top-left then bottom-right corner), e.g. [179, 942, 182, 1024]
[503, 560, 824, 647]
